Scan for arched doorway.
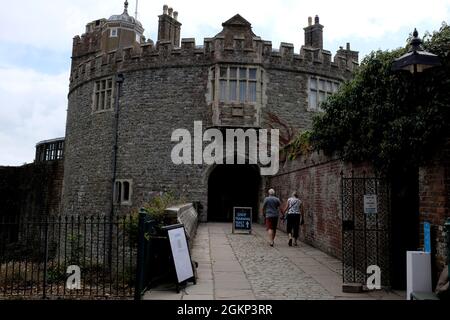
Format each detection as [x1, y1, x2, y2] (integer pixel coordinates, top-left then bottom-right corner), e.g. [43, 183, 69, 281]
[207, 164, 261, 222]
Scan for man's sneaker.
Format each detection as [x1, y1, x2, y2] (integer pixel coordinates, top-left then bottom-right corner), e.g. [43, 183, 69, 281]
[288, 239, 292, 247]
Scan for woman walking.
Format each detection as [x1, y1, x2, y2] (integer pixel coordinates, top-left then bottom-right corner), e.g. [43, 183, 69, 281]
[284, 192, 304, 246]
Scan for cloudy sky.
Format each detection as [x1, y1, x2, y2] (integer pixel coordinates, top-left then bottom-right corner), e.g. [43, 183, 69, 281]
[0, 0, 449, 166]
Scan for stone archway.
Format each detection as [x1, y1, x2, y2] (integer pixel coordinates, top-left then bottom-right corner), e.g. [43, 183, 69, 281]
[207, 164, 261, 222]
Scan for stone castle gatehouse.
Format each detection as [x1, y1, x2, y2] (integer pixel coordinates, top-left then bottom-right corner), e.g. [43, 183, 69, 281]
[62, 1, 358, 222]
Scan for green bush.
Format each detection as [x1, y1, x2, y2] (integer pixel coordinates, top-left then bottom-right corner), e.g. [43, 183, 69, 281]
[47, 265, 66, 283]
[142, 193, 176, 224]
[123, 193, 181, 243]
[311, 23, 450, 174]
[67, 234, 84, 265]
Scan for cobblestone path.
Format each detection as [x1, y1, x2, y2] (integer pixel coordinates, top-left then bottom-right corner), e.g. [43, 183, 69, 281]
[144, 223, 404, 300]
[226, 230, 334, 299]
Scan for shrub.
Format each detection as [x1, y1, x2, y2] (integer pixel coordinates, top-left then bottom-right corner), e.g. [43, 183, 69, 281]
[311, 23, 450, 174]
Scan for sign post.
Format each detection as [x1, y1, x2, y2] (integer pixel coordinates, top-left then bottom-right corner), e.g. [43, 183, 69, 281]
[233, 207, 252, 234]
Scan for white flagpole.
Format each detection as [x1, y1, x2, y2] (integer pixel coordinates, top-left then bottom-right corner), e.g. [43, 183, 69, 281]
[135, 0, 139, 20]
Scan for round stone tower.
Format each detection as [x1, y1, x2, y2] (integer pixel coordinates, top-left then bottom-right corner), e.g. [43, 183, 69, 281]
[63, 3, 358, 222]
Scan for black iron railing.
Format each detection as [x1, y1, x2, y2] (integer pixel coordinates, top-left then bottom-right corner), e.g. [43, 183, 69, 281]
[134, 209, 174, 300]
[0, 215, 137, 299]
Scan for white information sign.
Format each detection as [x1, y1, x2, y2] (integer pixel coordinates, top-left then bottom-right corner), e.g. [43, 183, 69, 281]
[167, 226, 194, 283]
[364, 194, 378, 214]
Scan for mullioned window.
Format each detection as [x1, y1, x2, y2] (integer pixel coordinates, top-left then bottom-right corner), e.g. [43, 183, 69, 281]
[308, 76, 340, 111]
[92, 77, 114, 112]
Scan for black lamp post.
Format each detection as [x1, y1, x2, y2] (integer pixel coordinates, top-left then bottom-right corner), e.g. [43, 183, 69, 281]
[390, 29, 441, 289]
[392, 28, 441, 73]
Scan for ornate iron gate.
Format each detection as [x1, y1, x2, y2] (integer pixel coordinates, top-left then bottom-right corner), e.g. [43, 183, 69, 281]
[341, 172, 391, 288]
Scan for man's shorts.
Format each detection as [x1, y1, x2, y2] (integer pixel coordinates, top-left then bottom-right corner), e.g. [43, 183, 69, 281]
[265, 216, 279, 231]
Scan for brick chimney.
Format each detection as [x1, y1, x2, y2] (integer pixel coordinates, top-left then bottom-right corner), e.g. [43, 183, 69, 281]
[336, 42, 359, 68]
[304, 15, 323, 49]
[157, 4, 182, 47]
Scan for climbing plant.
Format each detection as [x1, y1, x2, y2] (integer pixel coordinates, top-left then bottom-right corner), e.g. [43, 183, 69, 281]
[283, 130, 313, 161]
[311, 23, 450, 174]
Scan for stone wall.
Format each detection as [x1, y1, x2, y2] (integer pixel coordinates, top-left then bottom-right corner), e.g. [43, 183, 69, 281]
[63, 65, 210, 219]
[63, 52, 355, 221]
[0, 160, 64, 218]
[419, 137, 450, 274]
[63, 14, 358, 222]
[267, 151, 372, 259]
[165, 203, 198, 243]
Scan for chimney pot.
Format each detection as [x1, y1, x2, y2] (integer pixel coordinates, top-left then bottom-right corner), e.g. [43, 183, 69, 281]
[308, 17, 312, 26]
[315, 15, 319, 24]
[168, 7, 173, 17]
[173, 11, 178, 20]
[346, 42, 350, 50]
[163, 4, 168, 15]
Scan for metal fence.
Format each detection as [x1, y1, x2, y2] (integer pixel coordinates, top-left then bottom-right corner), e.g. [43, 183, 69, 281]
[341, 172, 391, 288]
[0, 215, 137, 299]
[134, 209, 179, 300]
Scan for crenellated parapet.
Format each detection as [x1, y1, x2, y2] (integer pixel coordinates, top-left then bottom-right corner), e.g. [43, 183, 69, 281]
[68, 11, 359, 94]
[72, 34, 101, 70]
[69, 33, 358, 92]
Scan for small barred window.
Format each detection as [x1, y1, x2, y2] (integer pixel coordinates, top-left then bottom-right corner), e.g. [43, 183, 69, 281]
[114, 180, 132, 205]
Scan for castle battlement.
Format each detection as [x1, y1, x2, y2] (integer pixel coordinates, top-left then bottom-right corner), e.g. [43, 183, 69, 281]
[69, 7, 359, 92]
[70, 34, 357, 91]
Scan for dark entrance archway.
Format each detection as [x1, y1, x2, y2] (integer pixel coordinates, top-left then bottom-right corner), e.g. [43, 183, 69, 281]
[390, 169, 420, 290]
[207, 164, 261, 222]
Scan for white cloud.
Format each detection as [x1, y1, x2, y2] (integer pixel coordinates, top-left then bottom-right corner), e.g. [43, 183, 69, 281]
[1, 0, 449, 52]
[0, 0, 448, 166]
[0, 67, 68, 165]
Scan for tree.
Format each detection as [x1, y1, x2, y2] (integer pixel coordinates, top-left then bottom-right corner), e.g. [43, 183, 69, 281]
[311, 23, 450, 175]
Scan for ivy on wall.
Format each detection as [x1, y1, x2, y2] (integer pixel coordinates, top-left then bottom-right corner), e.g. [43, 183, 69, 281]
[282, 130, 313, 161]
[310, 23, 450, 174]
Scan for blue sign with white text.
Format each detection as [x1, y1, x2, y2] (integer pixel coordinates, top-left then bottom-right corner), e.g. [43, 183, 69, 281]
[233, 207, 252, 232]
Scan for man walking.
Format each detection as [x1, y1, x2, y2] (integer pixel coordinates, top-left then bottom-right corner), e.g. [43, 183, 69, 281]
[262, 189, 281, 246]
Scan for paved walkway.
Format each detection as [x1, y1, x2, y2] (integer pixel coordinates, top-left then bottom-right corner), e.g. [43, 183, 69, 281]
[144, 223, 404, 300]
